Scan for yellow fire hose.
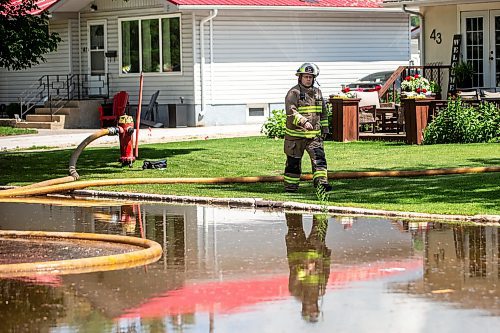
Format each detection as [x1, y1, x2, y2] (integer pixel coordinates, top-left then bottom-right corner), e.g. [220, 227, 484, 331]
[0, 129, 499, 198]
[0, 230, 163, 277]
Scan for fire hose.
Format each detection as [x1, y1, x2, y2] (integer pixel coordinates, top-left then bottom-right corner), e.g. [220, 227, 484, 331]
[0, 126, 499, 198]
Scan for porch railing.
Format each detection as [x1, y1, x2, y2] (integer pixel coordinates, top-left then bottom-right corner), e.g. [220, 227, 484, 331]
[379, 65, 452, 102]
[19, 74, 110, 118]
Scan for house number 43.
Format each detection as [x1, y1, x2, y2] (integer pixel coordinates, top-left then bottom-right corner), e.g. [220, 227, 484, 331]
[430, 29, 442, 44]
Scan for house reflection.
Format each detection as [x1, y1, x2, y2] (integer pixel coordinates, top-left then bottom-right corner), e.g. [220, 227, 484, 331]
[392, 221, 500, 316]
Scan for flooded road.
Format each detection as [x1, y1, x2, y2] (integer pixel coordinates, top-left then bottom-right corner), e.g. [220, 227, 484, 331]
[0, 201, 499, 332]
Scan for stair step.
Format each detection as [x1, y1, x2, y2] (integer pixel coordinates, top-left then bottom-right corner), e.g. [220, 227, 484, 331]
[15, 121, 64, 130]
[44, 100, 82, 108]
[26, 114, 65, 122]
[35, 107, 79, 115]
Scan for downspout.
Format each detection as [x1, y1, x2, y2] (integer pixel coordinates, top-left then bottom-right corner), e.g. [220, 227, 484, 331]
[403, 4, 425, 66]
[198, 9, 218, 119]
[79, 11, 82, 76]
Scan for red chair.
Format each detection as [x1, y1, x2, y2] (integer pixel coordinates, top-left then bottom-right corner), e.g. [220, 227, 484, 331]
[99, 91, 129, 127]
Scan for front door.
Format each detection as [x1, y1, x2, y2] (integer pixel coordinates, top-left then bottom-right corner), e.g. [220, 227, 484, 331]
[87, 20, 107, 96]
[461, 10, 500, 88]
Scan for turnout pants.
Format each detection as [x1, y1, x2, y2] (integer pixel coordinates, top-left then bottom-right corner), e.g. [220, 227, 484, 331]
[284, 137, 328, 192]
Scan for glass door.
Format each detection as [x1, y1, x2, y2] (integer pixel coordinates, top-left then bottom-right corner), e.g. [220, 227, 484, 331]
[461, 10, 500, 88]
[461, 11, 488, 88]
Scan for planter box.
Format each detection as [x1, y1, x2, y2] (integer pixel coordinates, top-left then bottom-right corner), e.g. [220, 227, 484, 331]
[328, 97, 360, 142]
[401, 98, 435, 145]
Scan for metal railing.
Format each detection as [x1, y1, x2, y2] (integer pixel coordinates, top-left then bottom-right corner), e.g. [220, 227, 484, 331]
[19, 74, 110, 118]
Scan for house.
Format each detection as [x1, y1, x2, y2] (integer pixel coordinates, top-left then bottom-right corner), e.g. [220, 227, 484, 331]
[384, 0, 500, 94]
[0, 0, 411, 128]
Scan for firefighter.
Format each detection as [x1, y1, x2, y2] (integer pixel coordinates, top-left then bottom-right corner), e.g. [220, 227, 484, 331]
[285, 213, 331, 323]
[284, 62, 332, 193]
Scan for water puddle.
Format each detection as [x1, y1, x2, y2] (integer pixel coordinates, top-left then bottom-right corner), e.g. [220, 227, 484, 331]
[0, 201, 498, 332]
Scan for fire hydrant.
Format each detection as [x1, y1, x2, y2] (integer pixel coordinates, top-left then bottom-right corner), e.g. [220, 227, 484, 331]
[117, 115, 135, 167]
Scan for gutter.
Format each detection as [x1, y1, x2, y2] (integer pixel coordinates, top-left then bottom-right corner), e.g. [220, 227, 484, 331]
[178, 5, 401, 12]
[402, 4, 425, 65]
[198, 9, 218, 119]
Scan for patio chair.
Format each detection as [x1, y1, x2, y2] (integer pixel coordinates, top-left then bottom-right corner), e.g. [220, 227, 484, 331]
[98, 91, 129, 127]
[457, 89, 480, 106]
[356, 91, 380, 133]
[135, 90, 163, 127]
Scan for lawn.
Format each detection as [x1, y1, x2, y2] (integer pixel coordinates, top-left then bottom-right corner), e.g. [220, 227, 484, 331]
[0, 127, 37, 136]
[0, 137, 499, 216]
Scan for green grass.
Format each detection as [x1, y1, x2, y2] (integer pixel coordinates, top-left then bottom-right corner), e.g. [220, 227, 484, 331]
[0, 127, 37, 136]
[0, 137, 499, 216]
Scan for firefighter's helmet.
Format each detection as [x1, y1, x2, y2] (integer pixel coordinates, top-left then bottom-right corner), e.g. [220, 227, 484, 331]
[296, 63, 320, 77]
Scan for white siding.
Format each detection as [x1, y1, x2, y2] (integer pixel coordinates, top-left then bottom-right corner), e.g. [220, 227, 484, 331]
[79, 2, 195, 105]
[203, 11, 410, 105]
[0, 20, 72, 104]
[0, 0, 194, 107]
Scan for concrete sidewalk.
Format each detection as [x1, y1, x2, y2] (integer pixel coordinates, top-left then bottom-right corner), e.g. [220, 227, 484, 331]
[0, 124, 264, 151]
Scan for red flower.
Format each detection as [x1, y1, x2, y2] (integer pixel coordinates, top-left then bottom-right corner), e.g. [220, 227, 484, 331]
[422, 88, 427, 93]
[414, 74, 420, 78]
[405, 76, 411, 81]
[416, 88, 421, 93]
[375, 85, 382, 91]
[342, 87, 350, 93]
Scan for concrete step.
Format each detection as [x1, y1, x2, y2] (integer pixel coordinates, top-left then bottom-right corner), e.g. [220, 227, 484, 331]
[15, 121, 64, 130]
[34, 107, 80, 115]
[26, 114, 66, 123]
[44, 100, 82, 108]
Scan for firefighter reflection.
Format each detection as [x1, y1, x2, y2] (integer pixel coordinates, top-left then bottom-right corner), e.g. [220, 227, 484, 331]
[285, 213, 331, 322]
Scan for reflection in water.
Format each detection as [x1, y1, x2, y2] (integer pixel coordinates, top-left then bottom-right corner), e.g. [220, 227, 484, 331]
[0, 202, 499, 332]
[392, 221, 500, 316]
[286, 213, 331, 322]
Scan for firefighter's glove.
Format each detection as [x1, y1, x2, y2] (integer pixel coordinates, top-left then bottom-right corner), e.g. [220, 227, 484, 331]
[303, 122, 314, 130]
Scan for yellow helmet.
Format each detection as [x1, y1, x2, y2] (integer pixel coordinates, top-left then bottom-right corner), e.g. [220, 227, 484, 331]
[296, 63, 320, 77]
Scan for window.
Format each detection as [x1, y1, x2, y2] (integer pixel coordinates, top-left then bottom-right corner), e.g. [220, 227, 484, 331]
[246, 104, 269, 123]
[120, 15, 181, 74]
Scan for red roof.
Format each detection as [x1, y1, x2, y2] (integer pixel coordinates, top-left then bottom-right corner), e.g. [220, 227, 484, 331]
[7, 0, 59, 14]
[167, 0, 384, 8]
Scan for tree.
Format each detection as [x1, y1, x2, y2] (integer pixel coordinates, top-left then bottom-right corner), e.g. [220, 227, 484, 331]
[0, 0, 61, 70]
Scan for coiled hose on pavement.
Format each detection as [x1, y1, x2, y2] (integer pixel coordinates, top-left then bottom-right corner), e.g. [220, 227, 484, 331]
[0, 129, 499, 198]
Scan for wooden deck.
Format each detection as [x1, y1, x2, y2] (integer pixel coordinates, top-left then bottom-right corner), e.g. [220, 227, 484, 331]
[359, 132, 406, 141]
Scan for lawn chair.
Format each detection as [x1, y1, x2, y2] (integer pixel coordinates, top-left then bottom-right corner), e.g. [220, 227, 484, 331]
[98, 91, 129, 127]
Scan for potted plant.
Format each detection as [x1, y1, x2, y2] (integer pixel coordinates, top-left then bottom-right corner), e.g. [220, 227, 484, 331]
[453, 61, 474, 88]
[400, 74, 433, 98]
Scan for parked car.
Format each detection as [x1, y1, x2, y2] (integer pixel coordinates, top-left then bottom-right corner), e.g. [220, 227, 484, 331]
[345, 71, 394, 90]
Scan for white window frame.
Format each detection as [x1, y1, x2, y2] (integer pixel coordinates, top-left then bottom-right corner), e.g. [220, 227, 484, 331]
[118, 13, 182, 77]
[246, 104, 269, 124]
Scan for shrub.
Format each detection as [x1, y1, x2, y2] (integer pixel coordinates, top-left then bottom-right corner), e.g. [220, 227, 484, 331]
[423, 99, 500, 144]
[261, 109, 286, 139]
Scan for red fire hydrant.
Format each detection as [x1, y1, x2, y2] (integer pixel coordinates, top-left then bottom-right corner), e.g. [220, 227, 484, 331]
[118, 115, 135, 167]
